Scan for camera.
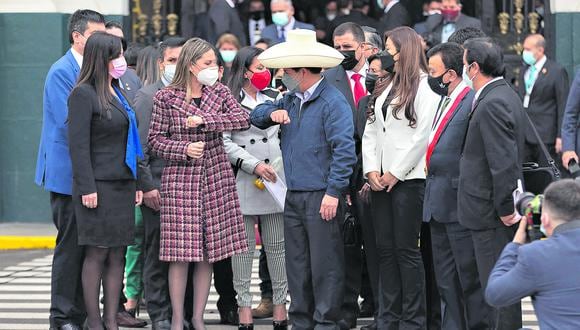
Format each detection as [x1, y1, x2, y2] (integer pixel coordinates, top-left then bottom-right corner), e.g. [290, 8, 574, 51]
[515, 192, 544, 241]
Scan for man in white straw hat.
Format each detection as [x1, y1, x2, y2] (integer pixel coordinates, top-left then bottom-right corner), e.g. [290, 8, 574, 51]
[251, 29, 357, 330]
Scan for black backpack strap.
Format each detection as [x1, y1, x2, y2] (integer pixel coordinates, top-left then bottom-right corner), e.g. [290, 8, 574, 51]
[523, 110, 561, 179]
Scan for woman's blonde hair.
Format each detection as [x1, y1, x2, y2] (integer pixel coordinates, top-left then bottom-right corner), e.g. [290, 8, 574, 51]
[216, 33, 241, 50]
[170, 37, 214, 102]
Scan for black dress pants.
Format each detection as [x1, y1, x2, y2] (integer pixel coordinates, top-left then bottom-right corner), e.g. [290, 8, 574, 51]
[285, 190, 345, 330]
[49, 192, 86, 328]
[471, 226, 522, 330]
[420, 222, 441, 330]
[370, 180, 426, 330]
[430, 220, 489, 330]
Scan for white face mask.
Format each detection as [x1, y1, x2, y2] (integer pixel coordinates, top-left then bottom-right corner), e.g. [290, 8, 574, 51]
[196, 66, 219, 86]
[463, 64, 476, 89]
[162, 64, 176, 84]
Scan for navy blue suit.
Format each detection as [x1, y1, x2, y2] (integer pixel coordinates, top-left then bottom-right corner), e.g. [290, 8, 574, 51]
[35, 49, 86, 328]
[561, 70, 580, 156]
[486, 220, 580, 329]
[423, 86, 490, 330]
[259, 19, 314, 45]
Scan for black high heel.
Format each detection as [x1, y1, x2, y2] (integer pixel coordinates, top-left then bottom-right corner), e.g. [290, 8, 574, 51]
[273, 320, 288, 330]
[238, 323, 254, 330]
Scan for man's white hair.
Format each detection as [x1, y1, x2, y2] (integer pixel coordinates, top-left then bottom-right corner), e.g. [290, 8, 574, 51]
[271, 0, 293, 6]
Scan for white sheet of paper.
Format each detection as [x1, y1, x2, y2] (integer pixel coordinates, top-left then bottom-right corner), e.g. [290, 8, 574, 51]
[263, 174, 287, 211]
[513, 179, 524, 216]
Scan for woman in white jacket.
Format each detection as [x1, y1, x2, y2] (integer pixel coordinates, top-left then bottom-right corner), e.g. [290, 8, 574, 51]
[224, 46, 288, 330]
[362, 26, 440, 329]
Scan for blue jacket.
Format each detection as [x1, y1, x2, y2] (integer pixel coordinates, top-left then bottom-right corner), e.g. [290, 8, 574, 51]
[486, 220, 580, 329]
[561, 70, 580, 155]
[260, 20, 315, 45]
[35, 49, 80, 195]
[250, 78, 356, 197]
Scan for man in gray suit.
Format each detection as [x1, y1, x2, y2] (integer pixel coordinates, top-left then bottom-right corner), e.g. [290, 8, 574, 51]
[425, 0, 481, 45]
[260, 0, 314, 45]
[424, 42, 489, 330]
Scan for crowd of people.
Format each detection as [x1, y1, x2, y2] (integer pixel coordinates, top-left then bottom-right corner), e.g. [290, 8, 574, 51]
[34, 1, 580, 330]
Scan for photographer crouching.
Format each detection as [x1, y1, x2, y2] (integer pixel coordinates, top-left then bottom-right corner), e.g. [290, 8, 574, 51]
[485, 179, 580, 329]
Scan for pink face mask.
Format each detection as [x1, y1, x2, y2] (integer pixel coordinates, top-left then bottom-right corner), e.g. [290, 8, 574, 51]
[109, 56, 127, 79]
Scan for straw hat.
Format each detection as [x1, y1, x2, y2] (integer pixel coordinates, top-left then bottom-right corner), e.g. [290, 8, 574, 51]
[258, 29, 344, 69]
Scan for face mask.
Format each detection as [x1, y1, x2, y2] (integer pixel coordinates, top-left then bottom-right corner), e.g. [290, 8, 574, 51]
[109, 56, 127, 79]
[196, 66, 219, 86]
[522, 50, 537, 66]
[379, 52, 395, 74]
[220, 50, 237, 63]
[162, 64, 176, 84]
[326, 12, 337, 21]
[463, 64, 475, 89]
[249, 69, 271, 91]
[365, 73, 378, 94]
[428, 70, 451, 96]
[441, 8, 460, 21]
[272, 12, 289, 26]
[281, 71, 301, 91]
[377, 0, 385, 10]
[250, 10, 264, 21]
[340, 50, 359, 71]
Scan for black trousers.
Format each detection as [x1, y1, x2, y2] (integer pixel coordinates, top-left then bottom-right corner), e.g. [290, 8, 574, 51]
[49, 192, 86, 328]
[430, 220, 489, 330]
[142, 205, 171, 322]
[371, 180, 426, 330]
[471, 226, 522, 330]
[285, 190, 344, 330]
[420, 223, 441, 330]
[341, 206, 363, 324]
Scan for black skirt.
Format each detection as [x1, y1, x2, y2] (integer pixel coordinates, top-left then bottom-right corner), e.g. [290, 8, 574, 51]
[75, 179, 136, 247]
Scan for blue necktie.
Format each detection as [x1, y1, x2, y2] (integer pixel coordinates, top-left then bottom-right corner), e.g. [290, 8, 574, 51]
[113, 86, 144, 178]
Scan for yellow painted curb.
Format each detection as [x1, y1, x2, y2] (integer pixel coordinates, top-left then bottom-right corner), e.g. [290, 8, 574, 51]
[0, 236, 56, 250]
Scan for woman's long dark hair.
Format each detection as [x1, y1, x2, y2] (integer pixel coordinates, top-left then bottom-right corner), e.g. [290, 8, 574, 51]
[75, 31, 123, 112]
[385, 27, 428, 128]
[225, 46, 264, 102]
[136, 45, 160, 86]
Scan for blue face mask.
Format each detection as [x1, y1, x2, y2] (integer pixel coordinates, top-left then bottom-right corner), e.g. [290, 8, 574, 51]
[522, 50, 537, 66]
[220, 50, 237, 63]
[272, 12, 289, 26]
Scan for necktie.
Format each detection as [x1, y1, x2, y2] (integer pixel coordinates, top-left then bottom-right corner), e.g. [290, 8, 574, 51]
[431, 97, 450, 130]
[113, 86, 144, 178]
[525, 65, 538, 95]
[351, 73, 365, 108]
[278, 27, 285, 42]
[253, 22, 261, 44]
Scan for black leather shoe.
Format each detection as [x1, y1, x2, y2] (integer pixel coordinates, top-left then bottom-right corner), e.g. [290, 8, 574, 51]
[183, 319, 194, 330]
[273, 320, 288, 330]
[359, 300, 374, 318]
[238, 323, 254, 330]
[220, 308, 239, 325]
[361, 320, 377, 330]
[152, 319, 171, 330]
[58, 323, 81, 330]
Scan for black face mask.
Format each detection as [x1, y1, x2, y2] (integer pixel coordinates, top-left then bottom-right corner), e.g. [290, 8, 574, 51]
[379, 52, 395, 74]
[250, 10, 264, 20]
[427, 70, 451, 96]
[340, 50, 359, 71]
[366, 73, 378, 94]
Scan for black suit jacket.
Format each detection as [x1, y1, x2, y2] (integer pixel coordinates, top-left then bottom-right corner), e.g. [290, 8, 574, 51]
[378, 2, 411, 36]
[68, 83, 135, 195]
[350, 95, 371, 193]
[458, 79, 526, 230]
[323, 66, 356, 112]
[135, 80, 165, 192]
[516, 59, 570, 145]
[119, 68, 142, 103]
[425, 13, 481, 45]
[423, 88, 474, 223]
[207, 0, 247, 46]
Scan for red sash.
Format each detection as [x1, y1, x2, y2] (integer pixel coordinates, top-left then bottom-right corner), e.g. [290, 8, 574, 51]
[426, 87, 471, 169]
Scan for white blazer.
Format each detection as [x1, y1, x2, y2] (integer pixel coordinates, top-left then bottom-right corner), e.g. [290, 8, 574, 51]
[362, 74, 440, 181]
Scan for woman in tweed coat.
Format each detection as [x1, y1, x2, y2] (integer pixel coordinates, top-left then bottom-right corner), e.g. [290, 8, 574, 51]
[148, 38, 250, 330]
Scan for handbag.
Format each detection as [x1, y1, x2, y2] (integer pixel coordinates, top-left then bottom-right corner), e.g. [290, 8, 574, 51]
[342, 208, 360, 247]
[522, 111, 560, 195]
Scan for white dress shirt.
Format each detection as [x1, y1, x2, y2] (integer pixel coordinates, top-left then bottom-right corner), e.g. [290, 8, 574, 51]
[474, 76, 503, 102]
[523, 55, 547, 108]
[295, 77, 323, 109]
[71, 48, 83, 68]
[384, 0, 400, 14]
[347, 62, 369, 97]
[428, 80, 469, 144]
[249, 18, 267, 45]
[225, 0, 235, 8]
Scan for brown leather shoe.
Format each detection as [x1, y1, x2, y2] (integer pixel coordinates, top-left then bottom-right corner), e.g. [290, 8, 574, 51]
[116, 310, 147, 328]
[251, 298, 273, 319]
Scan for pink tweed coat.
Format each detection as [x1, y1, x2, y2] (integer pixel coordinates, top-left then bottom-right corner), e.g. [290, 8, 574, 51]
[148, 83, 250, 263]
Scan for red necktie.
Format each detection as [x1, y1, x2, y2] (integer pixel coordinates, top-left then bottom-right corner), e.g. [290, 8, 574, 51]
[351, 73, 365, 108]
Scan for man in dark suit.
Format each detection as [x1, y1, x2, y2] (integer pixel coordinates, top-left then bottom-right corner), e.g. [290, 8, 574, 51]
[260, 0, 314, 45]
[486, 179, 580, 329]
[323, 22, 368, 329]
[424, 42, 489, 330]
[207, 0, 247, 46]
[327, 0, 378, 44]
[34, 10, 105, 330]
[242, 0, 271, 46]
[516, 34, 570, 170]
[459, 38, 525, 330]
[561, 70, 580, 170]
[376, 0, 411, 37]
[425, 0, 481, 45]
